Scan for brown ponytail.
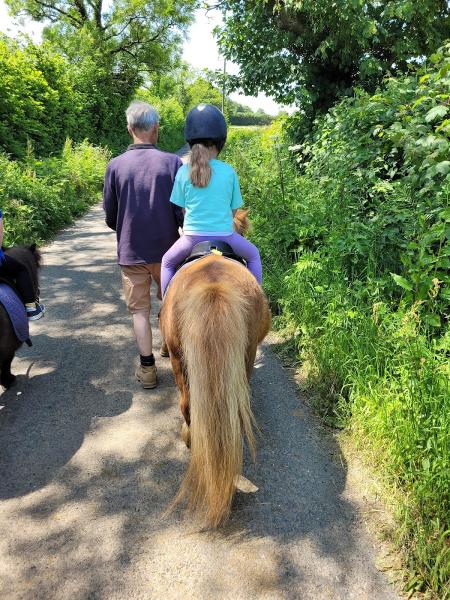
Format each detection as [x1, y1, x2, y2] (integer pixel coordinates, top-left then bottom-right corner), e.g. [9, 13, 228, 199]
[189, 143, 212, 187]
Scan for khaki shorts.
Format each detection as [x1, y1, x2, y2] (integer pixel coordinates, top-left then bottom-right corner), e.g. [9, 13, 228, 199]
[121, 263, 162, 314]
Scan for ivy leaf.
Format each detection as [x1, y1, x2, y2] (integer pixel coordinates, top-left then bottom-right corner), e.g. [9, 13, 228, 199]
[391, 273, 413, 291]
[425, 105, 448, 123]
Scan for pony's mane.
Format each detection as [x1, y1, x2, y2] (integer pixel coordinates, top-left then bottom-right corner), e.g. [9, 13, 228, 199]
[32, 246, 42, 269]
[233, 208, 250, 236]
[6, 244, 42, 269]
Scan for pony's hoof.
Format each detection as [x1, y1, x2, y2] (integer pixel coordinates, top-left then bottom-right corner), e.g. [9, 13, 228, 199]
[236, 475, 259, 494]
[181, 422, 191, 448]
[1, 374, 16, 389]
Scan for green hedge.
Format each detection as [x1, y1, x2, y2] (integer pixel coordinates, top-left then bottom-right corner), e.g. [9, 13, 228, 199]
[134, 90, 185, 153]
[0, 140, 109, 245]
[0, 37, 81, 159]
[222, 43, 450, 598]
[230, 114, 274, 126]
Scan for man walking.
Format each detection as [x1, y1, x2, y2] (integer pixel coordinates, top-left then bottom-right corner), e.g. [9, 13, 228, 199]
[103, 100, 182, 389]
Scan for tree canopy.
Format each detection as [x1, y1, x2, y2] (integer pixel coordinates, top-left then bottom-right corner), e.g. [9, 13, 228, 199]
[4, 0, 198, 151]
[215, 0, 450, 115]
[6, 0, 197, 73]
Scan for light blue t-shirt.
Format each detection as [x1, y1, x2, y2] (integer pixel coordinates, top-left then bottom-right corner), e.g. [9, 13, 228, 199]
[170, 159, 243, 234]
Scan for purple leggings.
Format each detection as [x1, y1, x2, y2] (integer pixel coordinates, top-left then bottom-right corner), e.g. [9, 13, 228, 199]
[161, 233, 262, 293]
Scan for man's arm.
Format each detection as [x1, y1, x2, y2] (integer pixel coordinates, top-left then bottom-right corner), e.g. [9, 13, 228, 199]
[171, 157, 184, 229]
[172, 204, 184, 229]
[103, 164, 118, 231]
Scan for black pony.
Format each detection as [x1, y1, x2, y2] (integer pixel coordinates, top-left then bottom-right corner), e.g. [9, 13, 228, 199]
[0, 244, 42, 388]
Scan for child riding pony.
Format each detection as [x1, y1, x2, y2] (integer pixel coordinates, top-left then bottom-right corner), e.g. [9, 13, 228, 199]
[161, 104, 262, 293]
[0, 209, 44, 320]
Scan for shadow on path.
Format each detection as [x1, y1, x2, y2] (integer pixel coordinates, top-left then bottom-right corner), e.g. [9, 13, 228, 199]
[0, 205, 397, 599]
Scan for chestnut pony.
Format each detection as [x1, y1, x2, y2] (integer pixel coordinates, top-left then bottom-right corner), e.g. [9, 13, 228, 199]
[160, 209, 271, 527]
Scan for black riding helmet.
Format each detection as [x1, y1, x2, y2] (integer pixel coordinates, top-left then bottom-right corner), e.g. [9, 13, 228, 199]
[185, 104, 227, 152]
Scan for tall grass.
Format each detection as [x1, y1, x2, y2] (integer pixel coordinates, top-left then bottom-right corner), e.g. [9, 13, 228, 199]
[1, 140, 110, 245]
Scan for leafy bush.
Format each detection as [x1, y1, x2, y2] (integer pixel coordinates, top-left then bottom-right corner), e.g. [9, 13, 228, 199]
[0, 36, 80, 158]
[223, 121, 302, 303]
[230, 114, 274, 126]
[0, 140, 109, 244]
[222, 44, 450, 597]
[135, 90, 185, 152]
[294, 43, 450, 331]
[0, 34, 139, 158]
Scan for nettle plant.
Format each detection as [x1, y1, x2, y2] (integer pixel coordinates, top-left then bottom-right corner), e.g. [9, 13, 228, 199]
[386, 48, 450, 331]
[296, 42, 450, 336]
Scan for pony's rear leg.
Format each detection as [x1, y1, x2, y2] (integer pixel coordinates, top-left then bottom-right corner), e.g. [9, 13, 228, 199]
[179, 389, 191, 448]
[170, 353, 191, 448]
[181, 422, 191, 449]
[1, 355, 16, 389]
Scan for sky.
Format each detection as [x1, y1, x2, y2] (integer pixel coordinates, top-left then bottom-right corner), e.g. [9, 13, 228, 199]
[0, 1, 44, 40]
[182, 8, 289, 115]
[0, 2, 289, 115]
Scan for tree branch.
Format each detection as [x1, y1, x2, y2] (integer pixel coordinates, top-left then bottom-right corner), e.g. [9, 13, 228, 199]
[103, 15, 144, 41]
[107, 18, 174, 52]
[275, 7, 308, 37]
[116, 47, 139, 62]
[94, 0, 103, 30]
[31, 0, 84, 26]
[73, 0, 88, 21]
[109, 37, 144, 55]
[148, 22, 171, 42]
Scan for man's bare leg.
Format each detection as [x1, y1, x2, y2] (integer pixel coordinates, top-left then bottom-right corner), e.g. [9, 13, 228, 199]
[132, 311, 152, 356]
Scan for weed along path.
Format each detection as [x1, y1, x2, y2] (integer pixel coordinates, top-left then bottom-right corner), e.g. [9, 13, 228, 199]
[0, 204, 399, 600]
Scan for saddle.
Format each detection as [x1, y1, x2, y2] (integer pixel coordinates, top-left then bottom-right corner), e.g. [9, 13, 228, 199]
[181, 240, 247, 268]
[0, 278, 32, 346]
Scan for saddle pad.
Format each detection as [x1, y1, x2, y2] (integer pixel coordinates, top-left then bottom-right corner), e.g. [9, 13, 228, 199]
[164, 255, 246, 298]
[0, 283, 30, 343]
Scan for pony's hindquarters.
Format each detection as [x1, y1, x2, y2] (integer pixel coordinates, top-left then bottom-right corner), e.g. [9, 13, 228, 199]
[176, 281, 256, 527]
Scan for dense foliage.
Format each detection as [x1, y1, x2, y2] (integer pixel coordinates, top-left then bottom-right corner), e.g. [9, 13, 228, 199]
[230, 112, 274, 126]
[0, 36, 134, 156]
[0, 32, 271, 159]
[216, 0, 450, 115]
[4, 0, 197, 153]
[222, 44, 450, 597]
[0, 141, 109, 245]
[0, 36, 80, 158]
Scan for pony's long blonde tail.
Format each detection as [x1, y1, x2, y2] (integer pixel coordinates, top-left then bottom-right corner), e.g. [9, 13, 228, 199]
[177, 281, 255, 527]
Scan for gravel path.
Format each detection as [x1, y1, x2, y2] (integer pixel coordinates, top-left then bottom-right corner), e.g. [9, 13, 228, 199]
[0, 205, 399, 599]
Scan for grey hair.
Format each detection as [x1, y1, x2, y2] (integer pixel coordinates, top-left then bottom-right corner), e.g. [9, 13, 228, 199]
[126, 101, 159, 131]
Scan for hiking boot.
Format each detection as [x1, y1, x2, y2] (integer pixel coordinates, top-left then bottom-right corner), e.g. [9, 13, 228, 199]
[135, 364, 157, 389]
[160, 341, 169, 358]
[26, 302, 45, 321]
